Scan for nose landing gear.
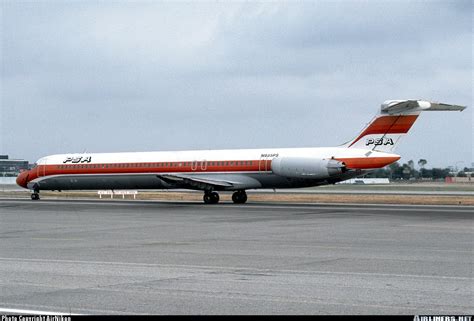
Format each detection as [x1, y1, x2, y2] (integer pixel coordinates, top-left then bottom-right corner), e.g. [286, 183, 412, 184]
[232, 190, 247, 204]
[31, 190, 40, 200]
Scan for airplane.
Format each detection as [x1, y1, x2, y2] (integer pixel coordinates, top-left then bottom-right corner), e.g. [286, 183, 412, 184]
[16, 99, 466, 204]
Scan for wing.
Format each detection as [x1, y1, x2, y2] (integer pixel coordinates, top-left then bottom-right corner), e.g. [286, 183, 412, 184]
[158, 173, 250, 191]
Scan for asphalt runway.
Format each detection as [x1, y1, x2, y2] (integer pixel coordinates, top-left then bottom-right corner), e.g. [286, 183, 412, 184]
[0, 199, 472, 315]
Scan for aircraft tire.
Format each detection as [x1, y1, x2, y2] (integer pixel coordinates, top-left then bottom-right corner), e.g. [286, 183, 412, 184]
[232, 191, 247, 204]
[204, 192, 219, 204]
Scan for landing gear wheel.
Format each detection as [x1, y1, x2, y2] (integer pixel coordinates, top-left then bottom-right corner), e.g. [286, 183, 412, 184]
[31, 192, 40, 201]
[232, 190, 247, 204]
[203, 191, 219, 204]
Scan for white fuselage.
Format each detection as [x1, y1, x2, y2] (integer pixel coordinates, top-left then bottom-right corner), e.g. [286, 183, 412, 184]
[18, 146, 400, 192]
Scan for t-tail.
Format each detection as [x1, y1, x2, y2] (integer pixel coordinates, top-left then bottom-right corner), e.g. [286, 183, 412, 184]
[343, 100, 466, 152]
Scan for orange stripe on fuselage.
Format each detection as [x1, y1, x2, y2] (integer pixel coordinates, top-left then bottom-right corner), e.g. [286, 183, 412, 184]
[336, 156, 400, 169]
[349, 115, 418, 147]
[19, 159, 270, 187]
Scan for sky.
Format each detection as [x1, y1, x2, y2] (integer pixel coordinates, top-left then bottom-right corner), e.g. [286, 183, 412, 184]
[1, 1, 472, 168]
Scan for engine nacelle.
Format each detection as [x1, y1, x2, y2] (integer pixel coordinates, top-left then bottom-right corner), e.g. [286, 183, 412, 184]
[271, 157, 346, 179]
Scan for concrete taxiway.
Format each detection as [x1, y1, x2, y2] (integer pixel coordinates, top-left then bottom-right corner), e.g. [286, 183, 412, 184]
[0, 199, 472, 314]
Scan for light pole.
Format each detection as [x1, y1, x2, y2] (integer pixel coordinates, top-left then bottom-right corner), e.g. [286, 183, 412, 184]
[454, 161, 465, 175]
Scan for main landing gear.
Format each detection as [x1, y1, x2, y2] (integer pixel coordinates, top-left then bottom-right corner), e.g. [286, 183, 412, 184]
[31, 190, 40, 201]
[232, 190, 247, 204]
[202, 190, 248, 204]
[203, 191, 220, 204]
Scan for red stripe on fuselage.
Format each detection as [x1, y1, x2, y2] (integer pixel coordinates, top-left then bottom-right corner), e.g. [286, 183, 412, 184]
[19, 159, 269, 187]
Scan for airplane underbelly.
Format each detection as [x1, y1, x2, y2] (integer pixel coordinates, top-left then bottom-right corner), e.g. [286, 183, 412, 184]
[31, 174, 168, 190]
[29, 171, 362, 191]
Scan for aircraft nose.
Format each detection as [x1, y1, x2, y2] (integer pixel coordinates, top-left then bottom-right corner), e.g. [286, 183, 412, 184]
[16, 170, 29, 189]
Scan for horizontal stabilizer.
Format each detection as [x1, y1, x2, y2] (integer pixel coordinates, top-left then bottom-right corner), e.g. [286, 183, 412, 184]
[381, 100, 466, 115]
[344, 99, 467, 152]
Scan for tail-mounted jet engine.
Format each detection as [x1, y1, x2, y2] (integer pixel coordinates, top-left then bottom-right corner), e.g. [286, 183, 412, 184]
[271, 157, 347, 179]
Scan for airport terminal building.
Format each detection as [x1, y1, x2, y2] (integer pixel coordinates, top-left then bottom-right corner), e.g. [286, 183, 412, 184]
[0, 155, 29, 177]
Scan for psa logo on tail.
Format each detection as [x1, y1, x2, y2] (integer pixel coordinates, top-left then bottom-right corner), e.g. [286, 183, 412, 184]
[366, 137, 394, 146]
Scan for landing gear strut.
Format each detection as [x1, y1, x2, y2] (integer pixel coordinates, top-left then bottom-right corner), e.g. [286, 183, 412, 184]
[203, 191, 219, 204]
[31, 190, 40, 201]
[232, 190, 247, 204]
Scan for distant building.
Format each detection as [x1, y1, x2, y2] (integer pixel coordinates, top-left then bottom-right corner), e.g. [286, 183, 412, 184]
[0, 155, 30, 177]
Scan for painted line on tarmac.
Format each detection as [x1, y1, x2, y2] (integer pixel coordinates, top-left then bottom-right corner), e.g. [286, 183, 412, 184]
[0, 257, 470, 281]
[0, 307, 81, 315]
[1, 198, 473, 213]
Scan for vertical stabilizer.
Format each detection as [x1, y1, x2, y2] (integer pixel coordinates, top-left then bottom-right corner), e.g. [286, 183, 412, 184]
[343, 100, 466, 152]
